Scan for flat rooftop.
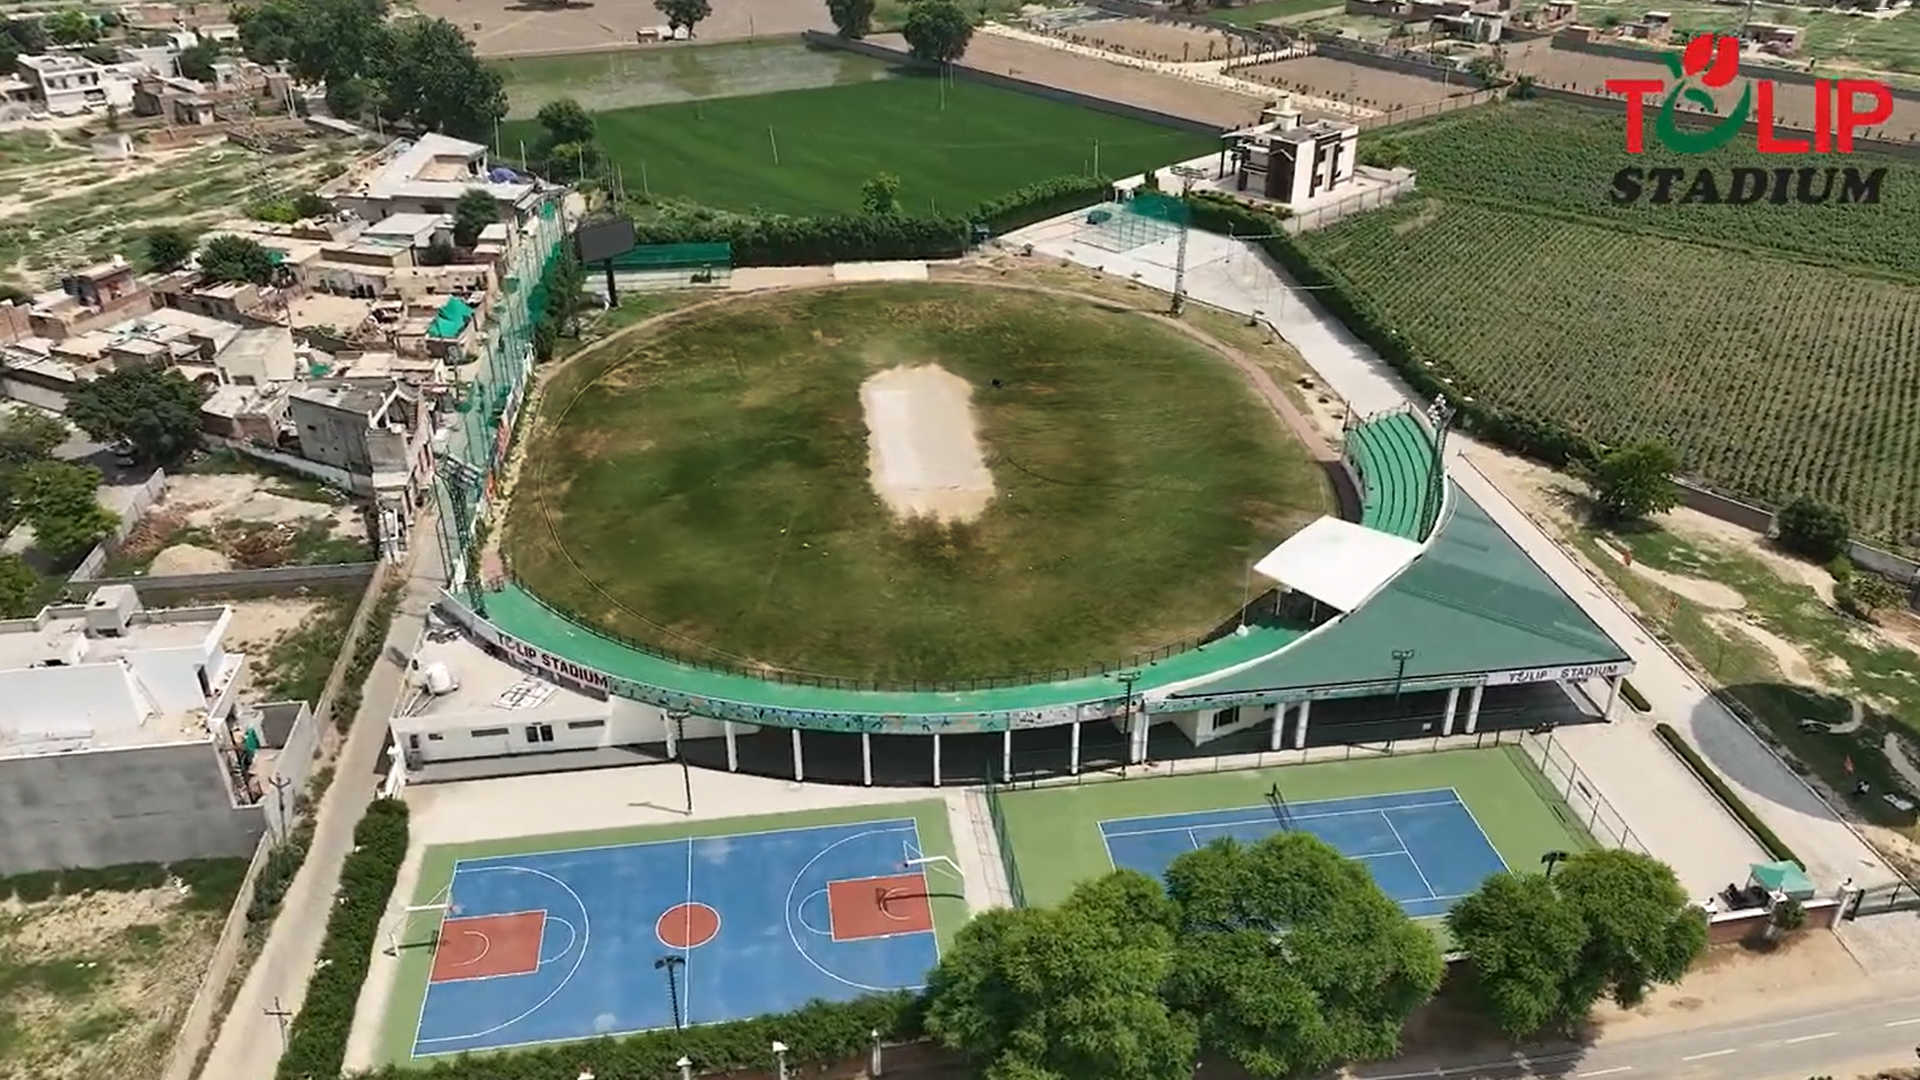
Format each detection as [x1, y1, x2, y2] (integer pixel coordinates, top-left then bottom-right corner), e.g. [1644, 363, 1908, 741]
[393, 632, 607, 734]
[0, 606, 222, 670]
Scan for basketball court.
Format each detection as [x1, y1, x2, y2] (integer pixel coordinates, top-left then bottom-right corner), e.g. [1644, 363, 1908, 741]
[399, 816, 953, 1058]
[1100, 788, 1508, 919]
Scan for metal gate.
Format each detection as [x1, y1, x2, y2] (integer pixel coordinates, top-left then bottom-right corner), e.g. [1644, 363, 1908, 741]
[1846, 881, 1920, 919]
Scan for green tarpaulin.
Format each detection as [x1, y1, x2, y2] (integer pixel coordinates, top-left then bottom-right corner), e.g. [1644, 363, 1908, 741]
[429, 296, 475, 339]
[1750, 860, 1816, 900]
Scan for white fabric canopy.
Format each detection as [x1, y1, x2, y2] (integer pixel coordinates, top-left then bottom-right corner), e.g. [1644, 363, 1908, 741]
[1253, 516, 1424, 613]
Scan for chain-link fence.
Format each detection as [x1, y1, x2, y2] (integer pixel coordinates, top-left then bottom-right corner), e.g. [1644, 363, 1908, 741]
[1517, 730, 1645, 853]
[983, 771, 1027, 908]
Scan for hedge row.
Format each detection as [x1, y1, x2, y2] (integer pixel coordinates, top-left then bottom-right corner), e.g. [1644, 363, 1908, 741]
[0, 857, 247, 910]
[1653, 722, 1799, 863]
[628, 174, 1114, 267]
[276, 798, 411, 1080]
[1621, 679, 1651, 712]
[1182, 193, 1600, 469]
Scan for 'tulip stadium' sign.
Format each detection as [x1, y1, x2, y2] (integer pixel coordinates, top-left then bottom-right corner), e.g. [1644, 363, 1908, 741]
[501, 636, 611, 694]
[1483, 661, 1633, 688]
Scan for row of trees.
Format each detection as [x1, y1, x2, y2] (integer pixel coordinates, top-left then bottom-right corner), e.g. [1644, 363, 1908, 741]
[922, 834, 1706, 1080]
[235, 0, 504, 140]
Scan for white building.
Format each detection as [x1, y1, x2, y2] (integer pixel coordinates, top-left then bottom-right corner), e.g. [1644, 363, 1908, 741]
[327, 133, 544, 227]
[0, 585, 320, 874]
[14, 53, 136, 116]
[1227, 100, 1360, 206]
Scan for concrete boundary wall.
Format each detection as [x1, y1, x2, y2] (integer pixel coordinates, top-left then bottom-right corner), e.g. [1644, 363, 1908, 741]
[84, 561, 379, 595]
[162, 834, 274, 1080]
[312, 564, 391, 734]
[800, 31, 1229, 134]
[1314, 40, 1477, 85]
[67, 468, 168, 583]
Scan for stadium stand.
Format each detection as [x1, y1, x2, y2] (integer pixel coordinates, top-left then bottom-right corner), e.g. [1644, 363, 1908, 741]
[1346, 411, 1438, 541]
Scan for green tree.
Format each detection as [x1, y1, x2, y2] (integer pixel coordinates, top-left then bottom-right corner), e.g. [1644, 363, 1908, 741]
[2, 17, 51, 54]
[15, 461, 116, 563]
[0, 283, 28, 305]
[828, 0, 876, 38]
[382, 17, 505, 141]
[924, 872, 1197, 1080]
[177, 39, 222, 81]
[42, 9, 98, 45]
[535, 96, 594, 148]
[1587, 439, 1679, 522]
[1838, 572, 1904, 618]
[1163, 834, 1444, 1077]
[451, 188, 497, 249]
[292, 191, 332, 218]
[861, 172, 902, 215]
[197, 234, 277, 285]
[653, 0, 712, 35]
[0, 407, 69, 466]
[65, 364, 206, 464]
[144, 226, 196, 272]
[0, 39, 16, 78]
[1448, 871, 1591, 1037]
[419, 238, 455, 266]
[1776, 496, 1850, 562]
[0, 553, 36, 617]
[1556, 849, 1707, 1009]
[903, 0, 974, 63]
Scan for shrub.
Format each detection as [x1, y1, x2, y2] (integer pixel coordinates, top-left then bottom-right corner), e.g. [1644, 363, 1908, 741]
[1653, 722, 1797, 862]
[1620, 679, 1650, 712]
[972, 175, 1112, 234]
[1776, 497, 1850, 562]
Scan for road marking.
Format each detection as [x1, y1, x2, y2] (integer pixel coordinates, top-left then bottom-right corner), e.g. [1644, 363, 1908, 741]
[1783, 1032, 1835, 1044]
[1578, 1068, 1633, 1077]
[1681, 1049, 1737, 1062]
[1888, 1018, 1920, 1027]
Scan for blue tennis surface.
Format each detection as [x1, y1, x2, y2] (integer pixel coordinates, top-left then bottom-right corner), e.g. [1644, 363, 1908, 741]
[1100, 788, 1507, 918]
[410, 818, 942, 1057]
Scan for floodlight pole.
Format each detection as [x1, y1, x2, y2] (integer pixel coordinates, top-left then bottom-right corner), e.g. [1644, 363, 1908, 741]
[1168, 165, 1207, 316]
[1421, 393, 1458, 540]
[1391, 649, 1415, 698]
[1118, 669, 1142, 773]
[655, 955, 685, 1032]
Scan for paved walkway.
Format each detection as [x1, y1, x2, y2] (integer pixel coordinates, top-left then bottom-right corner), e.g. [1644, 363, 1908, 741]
[1004, 217, 1899, 895]
[197, 526, 444, 1080]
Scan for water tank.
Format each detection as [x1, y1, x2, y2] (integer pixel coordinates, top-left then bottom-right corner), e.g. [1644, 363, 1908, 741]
[423, 663, 458, 696]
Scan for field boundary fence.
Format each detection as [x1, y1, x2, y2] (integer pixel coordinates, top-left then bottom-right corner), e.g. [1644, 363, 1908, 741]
[983, 770, 1027, 908]
[1355, 88, 1504, 130]
[1281, 174, 1416, 233]
[1516, 730, 1645, 853]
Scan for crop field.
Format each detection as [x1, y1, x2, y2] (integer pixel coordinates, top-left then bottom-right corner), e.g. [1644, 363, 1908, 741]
[1302, 197, 1920, 543]
[1379, 101, 1920, 276]
[1205, 0, 1342, 26]
[506, 75, 1217, 215]
[1306, 101, 1920, 542]
[1554, 0, 1920, 75]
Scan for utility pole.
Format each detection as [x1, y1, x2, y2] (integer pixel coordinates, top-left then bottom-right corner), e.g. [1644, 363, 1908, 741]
[1117, 670, 1142, 773]
[1168, 165, 1207, 315]
[264, 997, 293, 1049]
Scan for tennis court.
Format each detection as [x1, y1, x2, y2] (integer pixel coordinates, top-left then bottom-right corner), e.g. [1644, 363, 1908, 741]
[995, 746, 1590, 911]
[376, 803, 962, 1063]
[1101, 788, 1506, 918]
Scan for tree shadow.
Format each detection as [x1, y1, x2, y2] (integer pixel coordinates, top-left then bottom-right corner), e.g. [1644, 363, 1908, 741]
[1685, 683, 1916, 828]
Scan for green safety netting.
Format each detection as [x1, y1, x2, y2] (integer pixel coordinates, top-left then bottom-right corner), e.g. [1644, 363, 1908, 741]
[610, 242, 732, 271]
[428, 296, 476, 339]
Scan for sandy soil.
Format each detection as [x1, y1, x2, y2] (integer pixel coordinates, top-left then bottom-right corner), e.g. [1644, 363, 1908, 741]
[892, 32, 1272, 127]
[860, 364, 996, 523]
[1056, 18, 1258, 63]
[422, 0, 827, 57]
[1237, 55, 1472, 110]
[161, 473, 363, 538]
[1710, 612, 1826, 687]
[223, 597, 325, 656]
[1593, 931, 1867, 1038]
[1623, 557, 1748, 610]
[148, 543, 233, 576]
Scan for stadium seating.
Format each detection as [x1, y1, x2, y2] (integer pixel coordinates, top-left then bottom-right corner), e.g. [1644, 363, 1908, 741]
[1345, 411, 1439, 541]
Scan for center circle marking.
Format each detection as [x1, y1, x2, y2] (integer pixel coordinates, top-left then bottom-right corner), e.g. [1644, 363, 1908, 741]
[656, 901, 721, 950]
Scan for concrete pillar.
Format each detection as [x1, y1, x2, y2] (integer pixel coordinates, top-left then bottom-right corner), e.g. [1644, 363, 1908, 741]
[791, 727, 804, 782]
[1293, 699, 1312, 750]
[1070, 721, 1082, 774]
[724, 720, 738, 772]
[861, 731, 872, 787]
[1130, 711, 1149, 764]
[1269, 703, 1289, 751]
[1001, 728, 1012, 782]
[1441, 687, 1459, 737]
[663, 712, 678, 758]
[1465, 684, 1484, 734]
[932, 732, 942, 787]
[1602, 675, 1621, 721]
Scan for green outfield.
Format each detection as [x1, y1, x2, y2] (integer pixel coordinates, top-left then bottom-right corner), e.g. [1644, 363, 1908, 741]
[994, 748, 1592, 909]
[503, 74, 1218, 216]
[374, 801, 958, 1066]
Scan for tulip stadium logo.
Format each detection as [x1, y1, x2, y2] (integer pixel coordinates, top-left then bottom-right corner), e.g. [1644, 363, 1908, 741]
[1604, 34, 1893, 205]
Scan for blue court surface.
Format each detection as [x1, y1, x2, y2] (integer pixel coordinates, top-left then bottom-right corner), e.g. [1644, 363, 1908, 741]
[410, 817, 943, 1057]
[1100, 788, 1507, 919]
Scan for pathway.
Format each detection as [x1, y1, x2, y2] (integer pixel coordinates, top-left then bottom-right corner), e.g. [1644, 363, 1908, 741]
[1001, 217, 1901, 898]
[196, 523, 445, 1080]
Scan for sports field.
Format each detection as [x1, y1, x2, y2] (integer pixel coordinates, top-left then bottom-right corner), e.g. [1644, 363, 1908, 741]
[375, 802, 960, 1064]
[995, 749, 1591, 911]
[502, 74, 1218, 215]
[490, 40, 894, 118]
[505, 283, 1332, 684]
[1305, 100, 1920, 543]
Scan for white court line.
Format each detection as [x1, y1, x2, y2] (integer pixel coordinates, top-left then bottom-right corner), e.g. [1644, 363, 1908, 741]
[1097, 788, 1459, 831]
[1578, 1067, 1633, 1077]
[1444, 786, 1512, 872]
[682, 832, 696, 1024]
[796, 890, 834, 937]
[1379, 812, 1440, 901]
[444, 816, 922, 872]
[1104, 799, 1467, 841]
[538, 916, 577, 966]
[414, 865, 592, 1049]
[444, 931, 492, 969]
[783, 823, 937, 994]
[1888, 1017, 1920, 1027]
[1681, 1049, 1736, 1061]
[1782, 1032, 1834, 1044]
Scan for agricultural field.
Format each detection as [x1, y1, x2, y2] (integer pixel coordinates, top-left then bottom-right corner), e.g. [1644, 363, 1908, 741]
[1374, 100, 1920, 277]
[1552, 0, 1920, 76]
[1300, 196, 1920, 543]
[0, 130, 364, 290]
[1205, 0, 1343, 26]
[490, 40, 892, 119]
[507, 75, 1217, 216]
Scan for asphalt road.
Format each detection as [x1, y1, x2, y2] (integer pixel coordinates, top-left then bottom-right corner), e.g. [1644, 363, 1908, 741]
[1352, 989, 1920, 1080]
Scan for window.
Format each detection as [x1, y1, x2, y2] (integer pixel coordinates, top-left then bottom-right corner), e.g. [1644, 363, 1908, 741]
[567, 720, 606, 730]
[1210, 707, 1241, 731]
[426, 733, 443, 741]
[470, 726, 508, 737]
[525, 723, 554, 743]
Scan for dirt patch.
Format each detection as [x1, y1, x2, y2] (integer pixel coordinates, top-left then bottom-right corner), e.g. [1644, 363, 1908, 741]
[860, 364, 996, 523]
[419, 0, 827, 57]
[895, 32, 1272, 127]
[1624, 558, 1747, 610]
[1589, 931, 1866, 1038]
[1709, 613, 1824, 687]
[147, 544, 232, 576]
[1052, 18, 1256, 63]
[1237, 55, 1471, 111]
[163, 474, 356, 533]
[223, 596, 325, 657]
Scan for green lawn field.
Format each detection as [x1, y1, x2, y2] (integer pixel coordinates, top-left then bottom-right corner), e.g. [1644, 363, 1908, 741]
[994, 749, 1592, 910]
[505, 283, 1332, 684]
[503, 74, 1218, 215]
[1206, 0, 1344, 27]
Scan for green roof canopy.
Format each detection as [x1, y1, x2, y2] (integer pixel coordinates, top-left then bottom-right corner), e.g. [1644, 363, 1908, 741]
[1751, 860, 1816, 899]
[429, 296, 476, 339]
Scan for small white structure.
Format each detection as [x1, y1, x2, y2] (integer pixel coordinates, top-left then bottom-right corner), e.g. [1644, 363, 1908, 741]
[1225, 99, 1361, 206]
[90, 132, 134, 161]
